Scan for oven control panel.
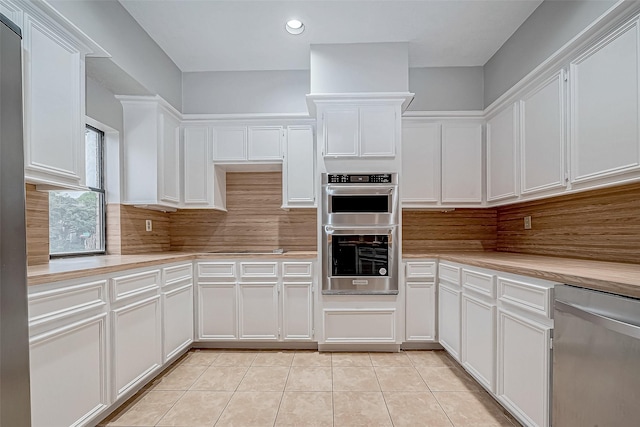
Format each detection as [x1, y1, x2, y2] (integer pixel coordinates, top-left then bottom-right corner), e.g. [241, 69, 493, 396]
[326, 174, 393, 184]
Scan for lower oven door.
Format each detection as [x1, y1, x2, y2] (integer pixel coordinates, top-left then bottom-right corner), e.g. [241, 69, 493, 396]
[323, 226, 398, 295]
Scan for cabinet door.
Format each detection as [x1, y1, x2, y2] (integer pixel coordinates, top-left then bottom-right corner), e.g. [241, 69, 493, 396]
[163, 284, 194, 362]
[111, 295, 162, 400]
[521, 72, 566, 196]
[159, 110, 181, 204]
[197, 283, 237, 340]
[401, 122, 440, 205]
[360, 105, 396, 157]
[570, 19, 640, 185]
[487, 103, 519, 202]
[324, 108, 359, 157]
[248, 126, 283, 160]
[441, 122, 483, 203]
[405, 281, 436, 341]
[238, 282, 279, 340]
[23, 12, 84, 186]
[461, 293, 496, 392]
[214, 127, 247, 161]
[282, 282, 313, 341]
[283, 125, 315, 207]
[30, 314, 108, 427]
[497, 309, 551, 427]
[438, 283, 461, 361]
[183, 126, 212, 206]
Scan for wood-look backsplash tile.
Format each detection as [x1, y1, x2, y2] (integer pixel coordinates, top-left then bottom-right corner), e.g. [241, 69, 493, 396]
[402, 208, 498, 254]
[170, 172, 317, 252]
[26, 184, 49, 265]
[119, 205, 171, 254]
[497, 182, 640, 264]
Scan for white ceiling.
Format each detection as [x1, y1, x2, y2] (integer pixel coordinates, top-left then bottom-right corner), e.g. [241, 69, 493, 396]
[119, 0, 543, 73]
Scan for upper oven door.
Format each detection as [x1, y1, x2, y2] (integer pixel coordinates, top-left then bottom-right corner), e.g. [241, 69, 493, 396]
[323, 185, 397, 226]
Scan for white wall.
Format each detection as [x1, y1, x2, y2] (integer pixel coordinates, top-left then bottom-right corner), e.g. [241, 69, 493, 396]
[182, 67, 484, 114]
[310, 42, 409, 93]
[484, 0, 617, 107]
[182, 70, 309, 114]
[408, 67, 484, 111]
[48, 0, 182, 110]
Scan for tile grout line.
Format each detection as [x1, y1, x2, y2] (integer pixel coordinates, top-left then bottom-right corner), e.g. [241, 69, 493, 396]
[369, 352, 395, 426]
[271, 357, 293, 426]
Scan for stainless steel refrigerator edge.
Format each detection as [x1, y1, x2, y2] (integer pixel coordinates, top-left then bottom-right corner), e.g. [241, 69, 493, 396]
[0, 12, 32, 426]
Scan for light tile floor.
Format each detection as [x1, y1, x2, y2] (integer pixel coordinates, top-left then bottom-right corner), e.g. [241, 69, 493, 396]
[99, 349, 521, 427]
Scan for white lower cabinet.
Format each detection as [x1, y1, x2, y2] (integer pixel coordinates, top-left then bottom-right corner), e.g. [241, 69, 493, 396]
[404, 260, 437, 342]
[198, 283, 238, 340]
[461, 291, 496, 392]
[238, 282, 279, 340]
[28, 280, 109, 427]
[439, 261, 557, 427]
[111, 294, 162, 400]
[162, 283, 194, 361]
[438, 283, 461, 360]
[497, 309, 552, 427]
[196, 260, 315, 343]
[282, 281, 314, 340]
[161, 264, 194, 361]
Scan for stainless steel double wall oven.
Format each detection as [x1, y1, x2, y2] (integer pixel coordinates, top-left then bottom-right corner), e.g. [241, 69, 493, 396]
[322, 173, 399, 294]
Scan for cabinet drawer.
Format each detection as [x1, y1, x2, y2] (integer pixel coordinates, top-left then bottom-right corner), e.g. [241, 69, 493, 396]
[240, 262, 278, 278]
[462, 269, 496, 298]
[163, 263, 193, 285]
[498, 277, 553, 318]
[283, 262, 312, 278]
[111, 270, 160, 303]
[29, 280, 107, 327]
[439, 263, 461, 284]
[406, 261, 436, 279]
[198, 262, 236, 279]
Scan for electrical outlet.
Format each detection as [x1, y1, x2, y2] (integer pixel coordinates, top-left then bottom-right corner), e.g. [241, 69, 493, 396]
[145, 219, 152, 232]
[524, 216, 532, 230]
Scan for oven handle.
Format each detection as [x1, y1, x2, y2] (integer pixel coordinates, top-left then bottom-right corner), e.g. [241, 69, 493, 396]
[325, 186, 395, 196]
[324, 225, 395, 235]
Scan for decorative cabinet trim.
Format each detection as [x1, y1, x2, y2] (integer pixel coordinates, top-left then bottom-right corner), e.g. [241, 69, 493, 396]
[322, 309, 396, 343]
[110, 270, 161, 304]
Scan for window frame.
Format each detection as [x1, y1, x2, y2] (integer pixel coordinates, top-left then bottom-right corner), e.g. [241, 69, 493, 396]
[49, 124, 107, 258]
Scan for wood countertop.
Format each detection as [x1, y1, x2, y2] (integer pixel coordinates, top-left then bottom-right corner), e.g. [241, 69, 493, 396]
[404, 251, 640, 299]
[27, 251, 319, 286]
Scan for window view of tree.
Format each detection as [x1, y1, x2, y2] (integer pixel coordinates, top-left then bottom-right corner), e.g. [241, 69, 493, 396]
[49, 125, 106, 256]
[49, 191, 103, 254]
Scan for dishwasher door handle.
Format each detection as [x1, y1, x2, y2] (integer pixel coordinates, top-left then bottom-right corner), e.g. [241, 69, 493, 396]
[555, 300, 640, 339]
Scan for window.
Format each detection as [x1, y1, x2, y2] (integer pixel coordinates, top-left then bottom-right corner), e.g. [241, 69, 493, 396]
[49, 125, 106, 256]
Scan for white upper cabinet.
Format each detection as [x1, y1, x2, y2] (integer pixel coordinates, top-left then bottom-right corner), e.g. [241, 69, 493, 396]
[183, 126, 226, 210]
[401, 122, 441, 206]
[360, 105, 397, 156]
[283, 125, 316, 208]
[441, 122, 483, 204]
[520, 71, 567, 197]
[570, 17, 640, 187]
[324, 107, 360, 157]
[487, 103, 519, 202]
[119, 96, 182, 210]
[214, 125, 283, 162]
[12, 0, 106, 189]
[213, 127, 246, 161]
[322, 103, 398, 157]
[248, 126, 283, 161]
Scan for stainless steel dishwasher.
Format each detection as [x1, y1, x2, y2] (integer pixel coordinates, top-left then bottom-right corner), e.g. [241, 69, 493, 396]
[553, 284, 640, 427]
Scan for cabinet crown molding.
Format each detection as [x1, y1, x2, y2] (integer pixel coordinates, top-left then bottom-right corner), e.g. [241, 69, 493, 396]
[306, 92, 414, 117]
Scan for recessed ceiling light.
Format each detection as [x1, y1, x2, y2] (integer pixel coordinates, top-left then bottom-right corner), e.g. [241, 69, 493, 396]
[285, 19, 304, 35]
